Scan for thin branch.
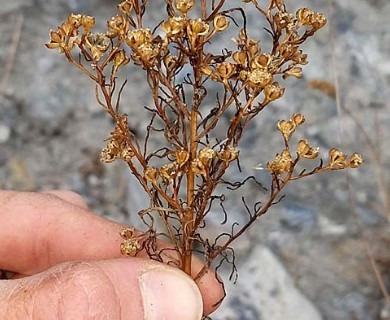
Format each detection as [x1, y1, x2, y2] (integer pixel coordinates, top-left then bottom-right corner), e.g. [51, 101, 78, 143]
[0, 14, 24, 106]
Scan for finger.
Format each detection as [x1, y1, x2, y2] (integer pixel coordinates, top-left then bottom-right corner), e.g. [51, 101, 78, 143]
[40, 190, 89, 209]
[0, 191, 224, 315]
[0, 191, 122, 274]
[0, 258, 203, 320]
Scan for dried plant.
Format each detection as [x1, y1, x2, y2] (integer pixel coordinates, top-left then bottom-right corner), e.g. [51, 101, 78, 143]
[46, 0, 363, 310]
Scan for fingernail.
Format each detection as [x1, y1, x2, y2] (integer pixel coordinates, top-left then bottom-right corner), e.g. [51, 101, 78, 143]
[139, 268, 203, 320]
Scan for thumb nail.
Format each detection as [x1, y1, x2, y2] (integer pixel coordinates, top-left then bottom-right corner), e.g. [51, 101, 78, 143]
[139, 267, 203, 320]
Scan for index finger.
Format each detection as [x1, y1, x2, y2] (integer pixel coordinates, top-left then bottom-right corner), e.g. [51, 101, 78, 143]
[0, 191, 223, 314]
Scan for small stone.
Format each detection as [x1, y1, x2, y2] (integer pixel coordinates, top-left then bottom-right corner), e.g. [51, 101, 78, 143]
[381, 302, 390, 320]
[318, 215, 348, 236]
[0, 124, 11, 143]
[279, 204, 317, 232]
[1, 0, 30, 14]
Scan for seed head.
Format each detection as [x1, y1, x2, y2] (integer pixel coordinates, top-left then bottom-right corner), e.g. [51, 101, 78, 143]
[283, 66, 303, 79]
[85, 33, 110, 61]
[232, 51, 247, 66]
[217, 146, 239, 164]
[175, 0, 195, 15]
[267, 149, 293, 176]
[187, 19, 209, 42]
[215, 62, 235, 80]
[81, 15, 95, 32]
[199, 147, 216, 166]
[175, 148, 190, 167]
[162, 17, 186, 38]
[68, 14, 82, 28]
[264, 82, 285, 102]
[159, 163, 179, 182]
[46, 21, 79, 53]
[349, 153, 364, 168]
[107, 14, 130, 38]
[277, 120, 296, 140]
[145, 167, 159, 183]
[120, 239, 141, 256]
[117, 1, 133, 14]
[214, 15, 229, 32]
[247, 68, 273, 89]
[291, 113, 305, 126]
[297, 139, 319, 159]
[120, 147, 135, 162]
[112, 49, 130, 70]
[329, 148, 348, 169]
[126, 28, 153, 49]
[191, 158, 206, 176]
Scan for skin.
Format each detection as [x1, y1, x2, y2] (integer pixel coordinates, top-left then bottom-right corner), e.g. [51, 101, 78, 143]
[0, 190, 224, 319]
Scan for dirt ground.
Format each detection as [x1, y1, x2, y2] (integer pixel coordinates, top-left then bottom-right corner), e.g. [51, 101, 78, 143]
[0, 0, 389, 319]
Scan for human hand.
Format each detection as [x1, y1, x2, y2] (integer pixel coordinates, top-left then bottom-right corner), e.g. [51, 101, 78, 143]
[0, 190, 224, 319]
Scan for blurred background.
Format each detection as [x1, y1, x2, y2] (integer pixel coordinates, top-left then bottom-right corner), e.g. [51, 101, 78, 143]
[0, 0, 389, 319]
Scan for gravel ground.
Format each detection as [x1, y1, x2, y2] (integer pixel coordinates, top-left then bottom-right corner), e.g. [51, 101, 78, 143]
[0, 0, 389, 319]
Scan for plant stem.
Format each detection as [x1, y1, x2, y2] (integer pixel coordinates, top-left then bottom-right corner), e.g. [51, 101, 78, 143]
[183, 107, 198, 275]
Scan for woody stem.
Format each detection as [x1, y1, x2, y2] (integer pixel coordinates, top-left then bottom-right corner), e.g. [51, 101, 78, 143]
[183, 107, 197, 276]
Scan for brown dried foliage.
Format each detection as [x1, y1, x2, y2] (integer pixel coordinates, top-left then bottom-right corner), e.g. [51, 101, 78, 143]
[46, 0, 363, 296]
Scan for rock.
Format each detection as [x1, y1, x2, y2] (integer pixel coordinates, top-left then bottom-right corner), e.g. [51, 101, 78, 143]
[318, 215, 348, 236]
[356, 207, 387, 226]
[381, 302, 390, 320]
[0, 124, 11, 143]
[0, 0, 30, 14]
[331, 292, 379, 320]
[279, 203, 317, 232]
[214, 246, 322, 320]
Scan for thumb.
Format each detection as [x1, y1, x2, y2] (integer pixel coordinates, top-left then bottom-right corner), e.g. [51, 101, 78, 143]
[0, 258, 203, 320]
